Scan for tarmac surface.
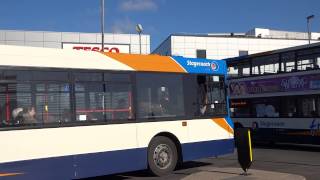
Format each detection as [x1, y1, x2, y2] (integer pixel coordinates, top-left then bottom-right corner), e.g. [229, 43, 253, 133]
[181, 167, 305, 180]
[89, 143, 320, 180]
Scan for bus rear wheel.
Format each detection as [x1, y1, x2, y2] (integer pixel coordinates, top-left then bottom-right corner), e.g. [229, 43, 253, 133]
[148, 136, 178, 176]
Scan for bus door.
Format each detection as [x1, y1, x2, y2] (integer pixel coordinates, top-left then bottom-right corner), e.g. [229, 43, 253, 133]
[135, 72, 188, 156]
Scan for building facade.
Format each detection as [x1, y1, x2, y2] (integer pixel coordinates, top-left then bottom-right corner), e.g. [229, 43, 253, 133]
[153, 28, 320, 59]
[0, 29, 150, 54]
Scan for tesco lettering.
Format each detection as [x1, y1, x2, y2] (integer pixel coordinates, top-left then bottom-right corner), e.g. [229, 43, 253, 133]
[63, 43, 130, 53]
[72, 46, 120, 53]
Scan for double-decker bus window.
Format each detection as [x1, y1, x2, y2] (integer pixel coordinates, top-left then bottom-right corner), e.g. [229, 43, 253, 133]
[228, 65, 238, 78]
[280, 97, 297, 117]
[227, 61, 251, 78]
[230, 100, 251, 118]
[231, 96, 320, 119]
[252, 98, 280, 118]
[252, 55, 279, 75]
[300, 97, 317, 117]
[280, 52, 295, 72]
[297, 56, 314, 71]
[238, 62, 250, 77]
[136, 73, 185, 119]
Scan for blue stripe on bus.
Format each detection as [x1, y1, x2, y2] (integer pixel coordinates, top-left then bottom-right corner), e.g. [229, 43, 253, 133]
[182, 138, 234, 161]
[0, 148, 147, 180]
[0, 139, 233, 179]
[0, 156, 75, 180]
[75, 148, 147, 178]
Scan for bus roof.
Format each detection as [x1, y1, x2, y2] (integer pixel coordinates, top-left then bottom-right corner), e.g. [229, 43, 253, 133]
[226, 42, 320, 64]
[0, 45, 226, 75]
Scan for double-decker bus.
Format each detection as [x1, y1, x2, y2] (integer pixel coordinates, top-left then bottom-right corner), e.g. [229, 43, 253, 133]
[0, 45, 233, 179]
[227, 43, 320, 145]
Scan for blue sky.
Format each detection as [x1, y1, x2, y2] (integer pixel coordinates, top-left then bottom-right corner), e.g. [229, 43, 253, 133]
[0, 0, 319, 51]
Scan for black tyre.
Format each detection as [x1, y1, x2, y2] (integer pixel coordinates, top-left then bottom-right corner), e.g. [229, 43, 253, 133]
[148, 136, 178, 176]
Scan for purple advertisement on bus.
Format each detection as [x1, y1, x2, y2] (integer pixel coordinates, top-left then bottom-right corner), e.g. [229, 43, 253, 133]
[229, 73, 320, 96]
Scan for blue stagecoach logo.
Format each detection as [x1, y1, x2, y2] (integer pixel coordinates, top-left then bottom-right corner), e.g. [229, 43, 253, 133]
[211, 62, 218, 71]
[186, 60, 219, 71]
[173, 56, 224, 74]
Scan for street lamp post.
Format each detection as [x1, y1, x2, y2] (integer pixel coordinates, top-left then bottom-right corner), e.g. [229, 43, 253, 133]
[101, 0, 105, 51]
[136, 24, 143, 54]
[307, 15, 315, 44]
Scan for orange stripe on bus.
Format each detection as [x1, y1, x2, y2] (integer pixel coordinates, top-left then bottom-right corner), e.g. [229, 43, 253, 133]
[0, 173, 23, 177]
[212, 118, 234, 135]
[102, 53, 186, 73]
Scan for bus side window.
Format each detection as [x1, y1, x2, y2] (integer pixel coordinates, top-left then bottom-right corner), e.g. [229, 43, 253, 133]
[0, 83, 33, 126]
[136, 73, 185, 119]
[109, 84, 132, 121]
[195, 75, 227, 117]
[197, 76, 208, 115]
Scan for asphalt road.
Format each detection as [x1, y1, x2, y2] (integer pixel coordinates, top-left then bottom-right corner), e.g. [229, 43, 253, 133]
[86, 143, 320, 180]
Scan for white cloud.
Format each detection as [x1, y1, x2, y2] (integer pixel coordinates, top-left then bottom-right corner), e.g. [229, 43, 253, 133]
[111, 17, 136, 33]
[120, 0, 158, 11]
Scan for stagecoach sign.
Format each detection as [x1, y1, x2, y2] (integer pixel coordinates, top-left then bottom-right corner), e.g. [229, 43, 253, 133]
[62, 43, 130, 53]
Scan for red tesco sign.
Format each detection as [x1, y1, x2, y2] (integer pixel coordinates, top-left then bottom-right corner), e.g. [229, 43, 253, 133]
[72, 46, 120, 53]
[63, 43, 130, 53]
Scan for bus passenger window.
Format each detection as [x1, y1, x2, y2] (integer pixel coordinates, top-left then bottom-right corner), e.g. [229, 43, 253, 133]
[22, 107, 37, 124]
[197, 76, 208, 115]
[113, 98, 128, 119]
[196, 75, 227, 117]
[136, 73, 185, 119]
[109, 84, 132, 121]
[75, 82, 132, 122]
[75, 83, 104, 121]
[12, 107, 24, 124]
[0, 83, 33, 127]
[36, 83, 70, 124]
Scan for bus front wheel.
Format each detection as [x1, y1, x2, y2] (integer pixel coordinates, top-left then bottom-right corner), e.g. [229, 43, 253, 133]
[148, 136, 178, 176]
